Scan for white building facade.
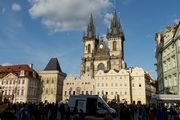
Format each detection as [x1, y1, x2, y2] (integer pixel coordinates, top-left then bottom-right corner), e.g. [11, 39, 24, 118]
[155, 21, 180, 101]
[0, 64, 40, 103]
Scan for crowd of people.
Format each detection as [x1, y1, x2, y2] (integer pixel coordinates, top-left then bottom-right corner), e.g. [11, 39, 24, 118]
[0, 101, 86, 120]
[108, 101, 180, 120]
[1, 86, 180, 120]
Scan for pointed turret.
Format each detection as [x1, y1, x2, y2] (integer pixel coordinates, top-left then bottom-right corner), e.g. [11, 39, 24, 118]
[44, 58, 62, 72]
[110, 10, 121, 35]
[87, 14, 96, 38]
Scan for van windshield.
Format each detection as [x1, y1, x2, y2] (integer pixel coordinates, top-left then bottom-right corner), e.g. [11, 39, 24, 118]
[98, 97, 110, 109]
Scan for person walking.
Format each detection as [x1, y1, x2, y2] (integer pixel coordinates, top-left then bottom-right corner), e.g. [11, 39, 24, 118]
[148, 110, 155, 120]
[20, 103, 30, 120]
[59, 103, 65, 120]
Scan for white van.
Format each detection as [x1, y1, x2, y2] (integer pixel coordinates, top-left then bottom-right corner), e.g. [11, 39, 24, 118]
[68, 95, 117, 118]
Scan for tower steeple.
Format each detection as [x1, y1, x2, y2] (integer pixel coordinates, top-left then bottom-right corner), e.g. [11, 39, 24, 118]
[110, 10, 122, 35]
[87, 14, 96, 38]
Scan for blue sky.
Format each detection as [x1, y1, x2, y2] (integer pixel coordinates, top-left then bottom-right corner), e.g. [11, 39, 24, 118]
[0, 0, 180, 79]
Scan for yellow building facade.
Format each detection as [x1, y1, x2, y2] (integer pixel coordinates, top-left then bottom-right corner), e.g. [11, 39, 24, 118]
[38, 58, 66, 103]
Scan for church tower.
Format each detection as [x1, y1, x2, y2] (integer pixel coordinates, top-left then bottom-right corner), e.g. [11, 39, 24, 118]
[106, 9, 126, 70]
[81, 14, 98, 77]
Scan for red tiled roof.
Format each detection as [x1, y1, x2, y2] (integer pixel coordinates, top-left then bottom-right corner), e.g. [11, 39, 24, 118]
[0, 64, 39, 78]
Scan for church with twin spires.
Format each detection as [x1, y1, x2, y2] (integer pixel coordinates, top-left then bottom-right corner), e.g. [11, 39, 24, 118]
[80, 11, 127, 78]
[63, 9, 155, 104]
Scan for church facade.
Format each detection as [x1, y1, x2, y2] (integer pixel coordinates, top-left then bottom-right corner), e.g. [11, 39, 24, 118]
[80, 11, 126, 78]
[62, 10, 156, 104]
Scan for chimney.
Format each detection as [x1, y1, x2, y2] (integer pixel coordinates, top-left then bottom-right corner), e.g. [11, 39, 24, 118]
[29, 64, 33, 69]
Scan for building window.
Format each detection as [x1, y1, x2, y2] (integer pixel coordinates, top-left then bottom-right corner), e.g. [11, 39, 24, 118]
[69, 91, 71, 95]
[51, 88, 53, 94]
[124, 83, 127, 86]
[164, 61, 167, 71]
[86, 91, 88, 95]
[22, 80, 25, 84]
[1, 81, 3, 85]
[97, 91, 99, 95]
[132, 83, 134, 87]
[47, 80, 49, 84]
[65, 91, 67, 95]
[8, 90, 11, 95]
[97, 83, 99, 87]
[10, 80, 12, 84]
[46, 89, 48, 94]
[82, 91, 84, 95]
[113, 41, 117, 51]
[21, 90, 24, 95]
[88, 44, 91, 53]
[139, 83, 141, 87]
[20, 70, 25, 76]
[115, 83, 117, 86]
[167, 58, 170, 70]
[6, 81, 8, 84]
[73, 91, 75, 95]
[173, 74, 177, 86]
[106, 83, 108, 86]
[102, 83, 104, 87]
[111, 83, 113, 86]
[172, 56, 176, 68]
[106, 92, 108, 95]
[97, 63, 105, 71]
[90, 91, 92, 95]
[52, 80, 54, 83]
[125, 91, 127, 95]
[17, 90, 19, 95]
[18, 80, 20, 84]
[111, 92, 113, 95]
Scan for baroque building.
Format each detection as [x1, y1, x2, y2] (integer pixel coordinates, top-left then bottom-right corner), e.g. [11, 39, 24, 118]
[0, 64, 40, 103]
[38, 58, 66, 103]
[155, 21, 180, 101]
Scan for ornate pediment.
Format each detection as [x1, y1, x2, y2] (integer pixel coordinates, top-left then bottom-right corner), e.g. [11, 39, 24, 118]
[3, 73, 18, 80]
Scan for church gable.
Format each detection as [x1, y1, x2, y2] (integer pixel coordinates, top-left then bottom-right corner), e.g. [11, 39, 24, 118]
[94, 40, 109, 59]
[118, 69, 129, 75]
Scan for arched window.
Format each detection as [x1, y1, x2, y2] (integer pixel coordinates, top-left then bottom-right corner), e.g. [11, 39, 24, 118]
[97, 63, 105, 71]
[113, 41, 117, 51]
[88, 44, 91, 53]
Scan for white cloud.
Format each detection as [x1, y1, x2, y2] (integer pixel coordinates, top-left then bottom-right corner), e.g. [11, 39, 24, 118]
[173, 19, 180, 24]
[104, 13, 113, 28]
[121, 0, 133, 5]
[28, 0, 112, 32]
[12, 3, 22, 11]
[2, 62, 12, 66]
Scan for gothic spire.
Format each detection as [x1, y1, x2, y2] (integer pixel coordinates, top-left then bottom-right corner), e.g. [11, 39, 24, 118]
[87, 14, 96, 38]
[110, 10, 122, 35]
